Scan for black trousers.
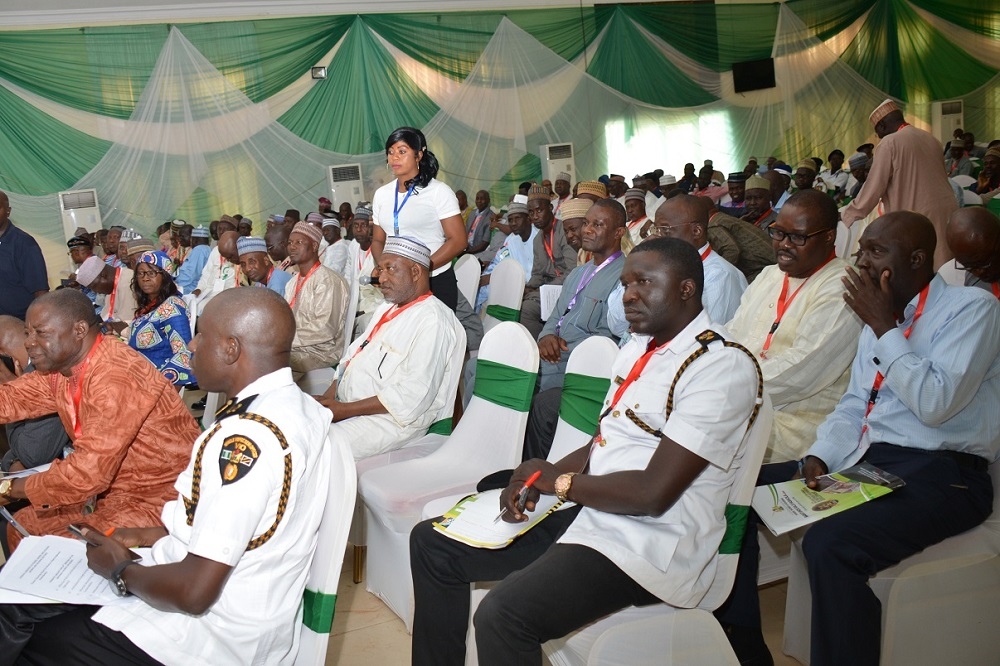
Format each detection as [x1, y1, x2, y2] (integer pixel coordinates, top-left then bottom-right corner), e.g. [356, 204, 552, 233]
[0, 604, 161, 665]
[716, 443, 993, 666]
[430, 267, 458, 311]
[521, 388, 562, 462]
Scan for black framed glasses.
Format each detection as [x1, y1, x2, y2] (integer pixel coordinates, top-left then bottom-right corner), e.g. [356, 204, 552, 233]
[766, 226, 828, 246]
[651, 221, 698, 237]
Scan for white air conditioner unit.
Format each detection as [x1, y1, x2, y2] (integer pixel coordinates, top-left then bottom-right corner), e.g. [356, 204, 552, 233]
[327, 163, 365, 210]
[58, 188, 102, 241]
[930, 100, 964, 148]
[539, 143, 576, 184]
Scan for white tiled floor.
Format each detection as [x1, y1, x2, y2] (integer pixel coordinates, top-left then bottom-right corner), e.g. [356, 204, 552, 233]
[326, 548, 800, 665]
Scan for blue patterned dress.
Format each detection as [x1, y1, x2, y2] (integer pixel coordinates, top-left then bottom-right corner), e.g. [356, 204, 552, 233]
[127, 295, 196, 385]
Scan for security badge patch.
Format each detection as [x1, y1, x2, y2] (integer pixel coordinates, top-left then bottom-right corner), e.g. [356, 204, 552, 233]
[219, 435, 260, 484]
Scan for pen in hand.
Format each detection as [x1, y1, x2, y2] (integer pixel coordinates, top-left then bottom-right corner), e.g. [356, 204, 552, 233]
[494, 470, 543, 524]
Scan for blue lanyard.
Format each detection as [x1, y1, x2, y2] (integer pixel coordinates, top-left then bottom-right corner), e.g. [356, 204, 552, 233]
[393, 183, 416, 236]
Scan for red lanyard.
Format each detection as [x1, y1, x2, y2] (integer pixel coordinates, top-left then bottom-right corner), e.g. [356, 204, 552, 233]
[602, 337, 672, 419]
[543, 226, 557, 272]
[343, 293, 433, 371]
[358, 247, 371, 272]
[288, 262, 321, 308]
[105, 268, 121, 321]
[66, 336, 103, 439]
[627, 215, 647, 231]
[263, 265, 274, 287]
[992, 283, 999, 300]
[760, 253, 835, 358]
[755, 208, 774, 227]
[700, 245, 712, 261]
[862, 284, 929, 434]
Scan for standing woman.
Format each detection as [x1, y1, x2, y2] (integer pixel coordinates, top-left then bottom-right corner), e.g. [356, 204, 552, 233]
[127, 251, 196, 388]
[371, 126, 466, 310]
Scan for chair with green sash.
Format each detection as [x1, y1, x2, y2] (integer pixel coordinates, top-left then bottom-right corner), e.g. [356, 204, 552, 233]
[543, 394, 773, 666]
[294, 433, 357, 664]
[482, 258, 526, 334]
[358, 321, 539, 631]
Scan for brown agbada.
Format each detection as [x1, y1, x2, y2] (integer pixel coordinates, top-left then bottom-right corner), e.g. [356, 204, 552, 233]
[0, 336, 200, 550]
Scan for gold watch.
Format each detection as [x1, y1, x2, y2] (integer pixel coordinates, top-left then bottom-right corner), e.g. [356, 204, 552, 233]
[0, 479, 12, 499]
[554, 473, 577, 501]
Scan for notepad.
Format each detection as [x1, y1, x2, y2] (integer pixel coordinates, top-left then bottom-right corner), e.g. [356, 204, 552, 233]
[432, 488, 566, 549]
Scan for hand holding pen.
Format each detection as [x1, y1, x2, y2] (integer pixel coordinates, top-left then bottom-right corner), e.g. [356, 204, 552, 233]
[495, 470, 542, 524]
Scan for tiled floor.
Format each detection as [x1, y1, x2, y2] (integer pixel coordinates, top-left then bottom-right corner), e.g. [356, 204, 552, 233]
[326, 548, 800, 665]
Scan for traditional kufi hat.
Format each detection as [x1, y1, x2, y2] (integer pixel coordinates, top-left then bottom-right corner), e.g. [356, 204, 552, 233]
[120, 228, 139, 243]
[290, 221, 322, 245]
[507, 202, 529, 216]
[796, 159, 818, 174]
[624, 188, 646, 203]
[609, 174, 626, 183]
[559, 199, 593, 220]
[67, 236, 92, 249]
[748, 156, 759, 162]
[848, 152, 869, 170]
[354, 204, 373, 220]
[219, 214, 237, 226]
[170, 219, 186, 231]
[986, 146, 1000, 160]
[321, 218, 341, 229]
[659, 174, 677, 186]
[527, 184, 550, 202]
[127, 237, 155, 255]
[136, 250, 174, 274]
[318, 196, 332, 206]
[383, 236, 431, 268]
[869, 99, 900, 126]
[236, 236, 268, 257]
[728, 172, 748, 183]
[76, 256, 106, 287]
[305, 211, 324, 224]
[745, 174, 770, 192]
[576, 180, 608, 198]
[191, 225, 211, 238]
[555, 171, 572, 183]
[773, 164, 793, 177]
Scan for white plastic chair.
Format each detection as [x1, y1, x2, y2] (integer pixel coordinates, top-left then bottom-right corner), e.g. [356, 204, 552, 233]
[481, 259, 526, 335]
[358, 321, 539, 631]
[952, 174, 977, 189]
[420, 335, 619, 666]
[294, 433, 357, 665]
[454, 254, 482, 311]
[782, 461, 1000, 665]
[962, 189, 984, 206]
[543, 394, 774, 666]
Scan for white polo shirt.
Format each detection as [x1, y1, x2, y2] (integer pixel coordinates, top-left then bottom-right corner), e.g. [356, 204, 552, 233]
[94, 368, 333, 666]
[372, 177, 461, 277]
[559, 311, 758, 607]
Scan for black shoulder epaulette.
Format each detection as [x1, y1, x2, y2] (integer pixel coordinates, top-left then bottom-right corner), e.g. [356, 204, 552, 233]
[695, 329, 725, 348]
[214, 394, 260, 422]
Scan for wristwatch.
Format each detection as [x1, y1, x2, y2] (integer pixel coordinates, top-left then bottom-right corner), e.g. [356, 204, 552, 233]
[109, 560, 138, 597]
[554, 473, 577, 502]
[0, 479, 12, 499]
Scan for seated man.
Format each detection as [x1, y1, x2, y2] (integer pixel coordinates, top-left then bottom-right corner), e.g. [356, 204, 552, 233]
[474, 202, 536, 311]
[73, 255, 137, 333]
[559, 198, 592, 267]
[320, 216, 350, 278]
[724, 190, 862, 464]
[0, 315, 70, 472]
[465, 190, 496, 259]
[696, 191, 775, 283]
[739, 174, 778, 231]
[519, 186, 578, 338]
[537, 199, 626, 392]
[727, 212, 1000, 665]
[409, 237, 761, 664]
[174, 225, 211, 294]
[0, 287, 336, 664]
[0, 290, 199, 550]
[319, 237, 464, 460]
[192, 230, 242, 313]
[622, 188, 650, 249]
[346, 205, 385, 337]
[946, 207, 1000, 296]
[284, 222, 349, 374]
[237, 235, 291, 295]
[718, 172, 748, 217]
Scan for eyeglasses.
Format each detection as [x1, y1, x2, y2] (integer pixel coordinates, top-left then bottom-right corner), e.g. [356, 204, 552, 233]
[766, 226, 829, 246]
[135, 268, 161, 279]
[651, 221, 698, 237]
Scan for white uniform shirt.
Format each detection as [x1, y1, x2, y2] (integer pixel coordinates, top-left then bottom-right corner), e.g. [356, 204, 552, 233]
[372, 178, 461, 277]
[701, 244, 747, 324]
[559, 312, 758, 607]
[95, 368, 333, 666]
[725, 259, 863, 463]
[332, 295, 465, 459]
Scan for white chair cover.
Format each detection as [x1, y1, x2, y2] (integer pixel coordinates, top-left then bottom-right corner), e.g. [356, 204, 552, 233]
[454, 253, 482, 310]
[358, 321, 539, 630]
[951, 174, 977, 189]
[481, 258, 525, 335]
[294, 433, 357, 665]
[782, 461, 1000, 665]
[962, 188, 984, 206]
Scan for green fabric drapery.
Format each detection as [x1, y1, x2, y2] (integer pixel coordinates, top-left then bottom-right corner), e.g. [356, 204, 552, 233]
[786, 0, 874, 41]
[301, 588, 337, 633]
[484, 305, 521, 323]
[558, 373, 611, 436]
[278, 17, 440, 154]
[910, 0, 1000, 39]
[472, 360, 536, 412]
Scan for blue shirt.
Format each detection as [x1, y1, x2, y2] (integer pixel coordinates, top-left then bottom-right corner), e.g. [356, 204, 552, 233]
[0, 222, 48, 319]
[175, 244, 211, 294]
[809, 274, 1000, 471]
[262, 266, 292, 295]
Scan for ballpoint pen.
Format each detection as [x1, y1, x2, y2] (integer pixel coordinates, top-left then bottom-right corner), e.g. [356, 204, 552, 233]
[494, 470, 543, 524]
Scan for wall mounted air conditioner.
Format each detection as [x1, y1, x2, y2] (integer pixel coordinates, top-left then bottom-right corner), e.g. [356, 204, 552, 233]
[930, 100, 964, 148]
[328, 164, 365, 210]
[539, 143, 576, 184]
[58, 189, 102, 241]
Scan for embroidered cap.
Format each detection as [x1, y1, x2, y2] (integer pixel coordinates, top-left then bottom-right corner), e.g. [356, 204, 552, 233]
[659, 174, 677, 186]
[76, 256, 106, 287]
[745, 174, 770, 192]
[191, 225, 211, 238]
[67, 236, 92, 249]
[559, 198, 593, 220]
[383, 235, 431, 268]
[555, 171, 572, 183]
[624, 188, 646, 203]
[869, 99, 900, 126]
[236, 236, 268, 257]
[507, 202, 529, 216]
[576, 180, 608, 198]
[290, 221, 322, 245]
[137, 250, 174, 274]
